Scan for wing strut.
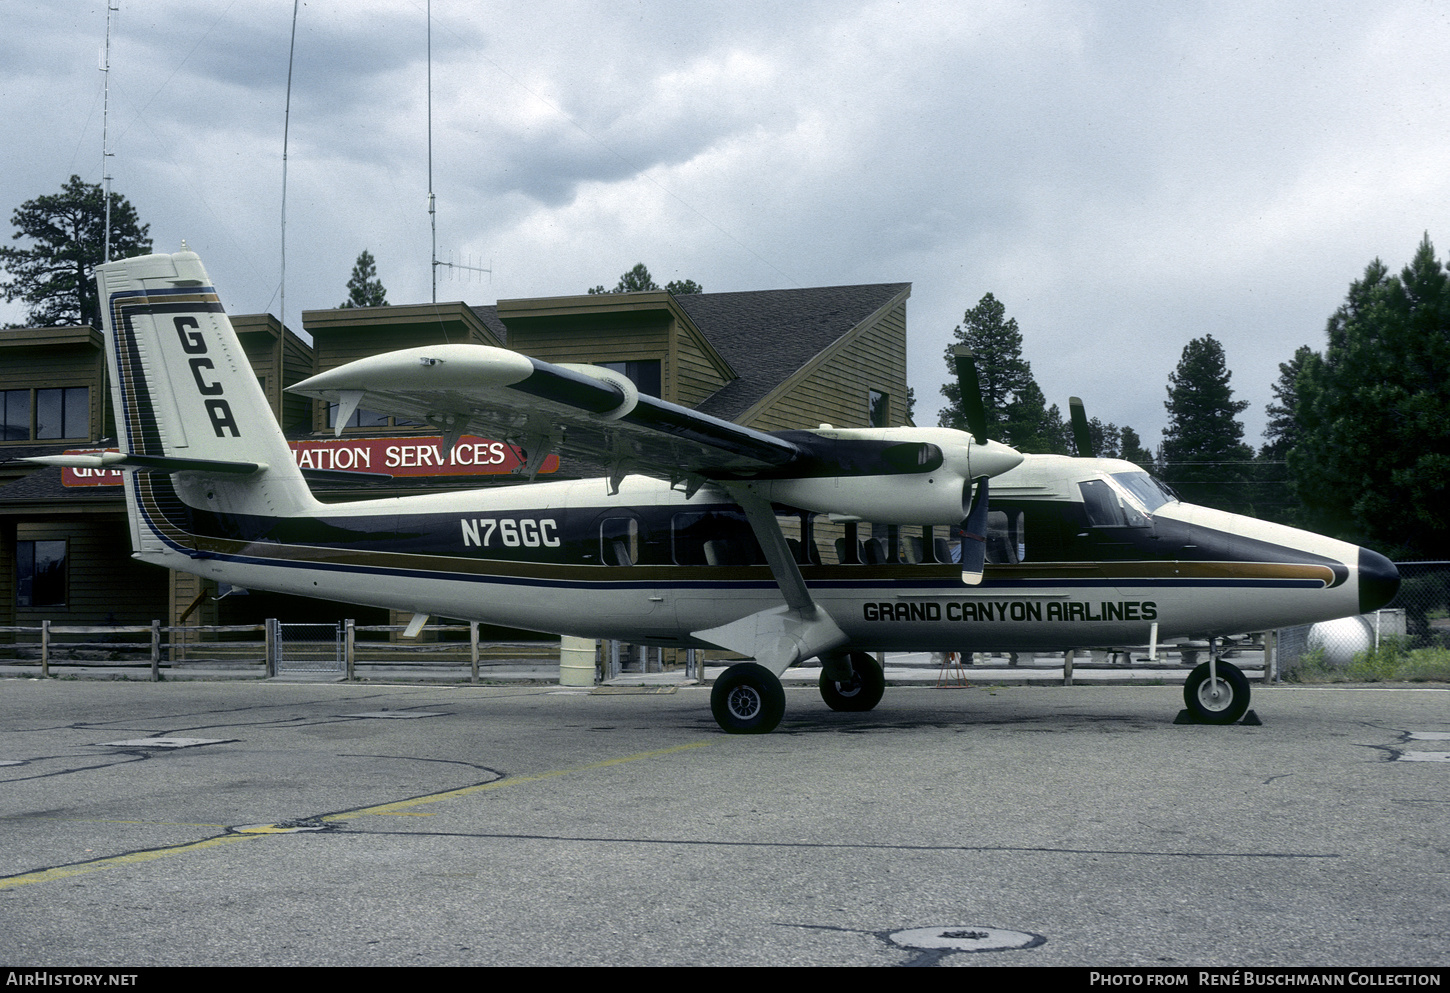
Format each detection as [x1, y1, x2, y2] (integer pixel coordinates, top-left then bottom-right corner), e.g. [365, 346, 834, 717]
[690, 484, 848, 676]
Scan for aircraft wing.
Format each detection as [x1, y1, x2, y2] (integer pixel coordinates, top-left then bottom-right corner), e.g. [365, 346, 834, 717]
[287, 344, 801, 485]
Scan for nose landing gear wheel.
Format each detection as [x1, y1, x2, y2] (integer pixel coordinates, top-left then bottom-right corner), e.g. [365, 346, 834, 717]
[711, 662, 786, 734]
[819, 652, 886, 712]
[1183, 660, 1250, 724]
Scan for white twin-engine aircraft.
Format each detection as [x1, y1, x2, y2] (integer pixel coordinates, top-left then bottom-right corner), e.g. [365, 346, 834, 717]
[38, 250, 1399, 734]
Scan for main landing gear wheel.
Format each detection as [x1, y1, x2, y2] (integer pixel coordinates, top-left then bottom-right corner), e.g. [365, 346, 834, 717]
[1182, 660, 1250, 725]
[711, 662, 786, 734]
[819, 652, 886, 712]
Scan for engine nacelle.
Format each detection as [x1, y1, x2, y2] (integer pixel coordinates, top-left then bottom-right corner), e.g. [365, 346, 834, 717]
[744, 470, 974, 525]
[739, 425, 1021, 524]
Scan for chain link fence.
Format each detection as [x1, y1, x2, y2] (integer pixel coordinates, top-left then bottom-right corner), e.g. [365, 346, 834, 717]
[272, 622, 343, 675]
[1277, 560, 1449, 673]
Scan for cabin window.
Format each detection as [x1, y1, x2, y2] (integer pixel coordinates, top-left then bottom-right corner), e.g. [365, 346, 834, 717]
[17, 539, 67, 608]
[672, 510, 759, 565]
[600, 518, 638, 566]
[986, 510, 1025, 564]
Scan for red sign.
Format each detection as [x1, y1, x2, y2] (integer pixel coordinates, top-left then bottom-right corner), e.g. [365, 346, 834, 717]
[60, 450, 126, 487]
[61, 437, 559, 487]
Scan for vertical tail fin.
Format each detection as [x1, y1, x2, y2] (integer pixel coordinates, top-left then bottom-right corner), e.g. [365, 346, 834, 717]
[98, 250, 317, 554]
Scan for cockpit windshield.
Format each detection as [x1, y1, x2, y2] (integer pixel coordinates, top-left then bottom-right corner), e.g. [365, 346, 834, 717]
[1110, 471, 1176, 513]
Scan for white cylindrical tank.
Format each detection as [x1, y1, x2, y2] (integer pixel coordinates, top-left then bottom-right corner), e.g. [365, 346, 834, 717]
[559, 635, 597, 686]
[1307, 616, 1373, 666]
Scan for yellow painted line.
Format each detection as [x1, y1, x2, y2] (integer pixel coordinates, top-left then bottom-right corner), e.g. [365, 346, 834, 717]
[0, 742, 712, 889]
[0, 832, 264, 890]
[325, 741, 712, 823]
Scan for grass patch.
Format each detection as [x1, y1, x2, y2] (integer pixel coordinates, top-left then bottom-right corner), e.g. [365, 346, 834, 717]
[1288, 639, 1450, 683]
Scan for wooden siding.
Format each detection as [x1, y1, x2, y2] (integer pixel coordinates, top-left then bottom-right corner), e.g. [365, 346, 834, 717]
[672, 316, 734, 409]
[14, 517, 168, 625]
[741, 296, 909, 432]
[0, 327, 106, 445]
[505, 313, 673, 396]
[501, 294, 735, 407]
[303, 303, 502, 431]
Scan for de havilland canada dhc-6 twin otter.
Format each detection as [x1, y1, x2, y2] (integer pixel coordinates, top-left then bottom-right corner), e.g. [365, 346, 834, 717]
[33, 249, 1400, 733]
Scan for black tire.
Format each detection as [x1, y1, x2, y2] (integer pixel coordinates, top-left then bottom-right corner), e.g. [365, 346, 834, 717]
[711, 663, 786, 734]
[819, 652, 886, 712]
[1183, 660, 1250, 725]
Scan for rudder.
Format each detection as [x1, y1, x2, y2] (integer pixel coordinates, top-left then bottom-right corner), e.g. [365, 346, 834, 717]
[98, 250, 317, 538]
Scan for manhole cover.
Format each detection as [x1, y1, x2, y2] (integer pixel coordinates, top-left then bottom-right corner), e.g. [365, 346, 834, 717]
[889, 925, 1045, 953]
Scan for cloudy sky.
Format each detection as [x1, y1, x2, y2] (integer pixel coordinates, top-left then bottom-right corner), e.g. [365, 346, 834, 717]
[3, 1, 1448, 447]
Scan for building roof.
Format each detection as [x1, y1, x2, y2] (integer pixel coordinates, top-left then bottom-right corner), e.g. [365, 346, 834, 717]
[672, 283, 910, 421]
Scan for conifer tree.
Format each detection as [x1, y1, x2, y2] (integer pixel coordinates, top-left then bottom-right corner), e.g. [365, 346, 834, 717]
[1289, 235, 1450, 556]
[938, 293, 1067, 452]
[1160, 335, 1254, 512]
[0, 175, 151, 328]
[339, 250, 388, 308]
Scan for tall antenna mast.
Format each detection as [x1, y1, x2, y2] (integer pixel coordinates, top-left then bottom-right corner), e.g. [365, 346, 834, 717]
[101, 0, 119, 263]
[281, 0, 299, 333]
[428, 0, 436, 304]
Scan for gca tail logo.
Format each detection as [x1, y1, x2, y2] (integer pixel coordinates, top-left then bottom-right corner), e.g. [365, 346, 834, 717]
[174, 316, 240, 438]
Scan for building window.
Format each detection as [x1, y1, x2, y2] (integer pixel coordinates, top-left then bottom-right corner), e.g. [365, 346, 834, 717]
[1, 387, 89, 441]
[600, 360, 661, 398]
[327, 403, 390, 430]
[325, 404, 423, 430]
[2, 391, 29, 441]
[17, 540, 67, 608]
[868, 389, 889, 427]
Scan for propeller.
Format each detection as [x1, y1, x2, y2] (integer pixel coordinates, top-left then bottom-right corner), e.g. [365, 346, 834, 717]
[959, 476, 990, 586]
[950, 345, 989, 445]
[1068, 396, 1094, 458]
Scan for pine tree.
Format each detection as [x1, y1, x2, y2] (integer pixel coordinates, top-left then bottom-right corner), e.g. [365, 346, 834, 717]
[588, 263, 701, 295]
[0, 175, 151, 328]
[1118, 426, 1156, 471]
[1289, 235, 1450, 556]
[938, 293, 1067, 452]
[1159, 335, 1254, 512]
[339, 250, 387, 308]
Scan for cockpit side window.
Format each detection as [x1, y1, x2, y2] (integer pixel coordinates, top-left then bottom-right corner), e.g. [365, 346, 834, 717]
[1110, 471, 1174, 513]
[1079, 479, 1126, 527]
[1080, 477, 1153, 528]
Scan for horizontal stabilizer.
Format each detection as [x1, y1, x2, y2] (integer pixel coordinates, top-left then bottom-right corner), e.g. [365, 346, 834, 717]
[22, 453, 265, 475]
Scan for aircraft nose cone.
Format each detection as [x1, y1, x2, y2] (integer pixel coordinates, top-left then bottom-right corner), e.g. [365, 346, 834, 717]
[968, 439, 1024, 480]
[1358, 546, 1400, 613]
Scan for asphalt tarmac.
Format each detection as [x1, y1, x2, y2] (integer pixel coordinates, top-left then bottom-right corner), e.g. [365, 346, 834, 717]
[1, 678, 1446, 968]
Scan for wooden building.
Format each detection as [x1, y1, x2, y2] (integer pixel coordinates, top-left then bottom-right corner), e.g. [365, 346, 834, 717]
[0, 280, 911, 637]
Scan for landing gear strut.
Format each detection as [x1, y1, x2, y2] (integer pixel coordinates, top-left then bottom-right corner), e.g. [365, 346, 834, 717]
[819, 652, 886, 712]
[711, 662, 786, 734]
[1182, 659, 1250, 724]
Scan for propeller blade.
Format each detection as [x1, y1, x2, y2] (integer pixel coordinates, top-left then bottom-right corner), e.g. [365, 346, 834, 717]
[959, 476, 989, 586]
[950, 345, 989, 445]
[1068, 396, 1093, 458]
